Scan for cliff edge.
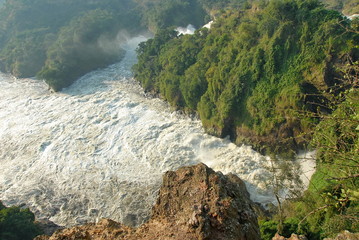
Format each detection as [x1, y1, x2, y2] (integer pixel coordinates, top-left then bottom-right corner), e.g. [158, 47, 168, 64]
[35, 163, 260, 240]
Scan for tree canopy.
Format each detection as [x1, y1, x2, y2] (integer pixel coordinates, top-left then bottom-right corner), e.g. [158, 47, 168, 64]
[133, 4, 359, 237]
[0, 0, 210, 90]
[0, 202, 42, 240]
[133, 0, 358, 154]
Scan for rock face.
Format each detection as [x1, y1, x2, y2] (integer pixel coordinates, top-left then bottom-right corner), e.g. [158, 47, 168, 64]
[35, 163, 260, 240]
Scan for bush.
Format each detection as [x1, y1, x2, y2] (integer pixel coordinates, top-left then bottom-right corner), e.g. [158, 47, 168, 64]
[0, 204, 42, 240]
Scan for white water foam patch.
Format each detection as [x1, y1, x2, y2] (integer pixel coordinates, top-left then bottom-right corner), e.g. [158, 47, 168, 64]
[347, 14, 359, 20]
[0, 36, 314, 227]
[203, 21, 214, 29]
[176, 24, 196, 35]
[296, 151, 316, 188]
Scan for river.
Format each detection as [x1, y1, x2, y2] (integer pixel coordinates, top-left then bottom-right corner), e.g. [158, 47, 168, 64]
[0, 36, 315, 227]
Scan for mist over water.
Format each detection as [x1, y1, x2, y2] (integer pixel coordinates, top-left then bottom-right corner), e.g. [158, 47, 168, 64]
[0, 36, 315, 227]
[176, 24, 196, 35]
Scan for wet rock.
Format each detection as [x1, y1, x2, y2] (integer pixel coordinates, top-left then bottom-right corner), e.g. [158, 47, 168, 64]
[35, 163, 260, 240]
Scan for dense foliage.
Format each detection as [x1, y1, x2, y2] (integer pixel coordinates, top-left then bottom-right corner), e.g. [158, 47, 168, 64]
[133, 0, 358, 154]
[37, 9, 129, 91]
[0, 0, 358, 239]
[0, 201, 42, 240]
[0, 0, 355, 90]
[134, 2, 359, 237]
[0, 0, 210, 90]
[133, 0, 207, 32]
[260, 87, 359, 240]
[0, 0, 140, 89]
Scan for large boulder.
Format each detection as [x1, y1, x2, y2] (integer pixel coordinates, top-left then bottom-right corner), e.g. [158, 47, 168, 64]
[35, 163, 260, 240]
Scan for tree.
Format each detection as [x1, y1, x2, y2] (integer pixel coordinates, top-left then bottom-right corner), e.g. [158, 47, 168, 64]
[0, 204, 42, 240]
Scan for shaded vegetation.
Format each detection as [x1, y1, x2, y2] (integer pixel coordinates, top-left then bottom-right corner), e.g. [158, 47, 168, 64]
[0, 0, 211, 90]
[0, 201, 42, 240]
[259, 87, 359, 240]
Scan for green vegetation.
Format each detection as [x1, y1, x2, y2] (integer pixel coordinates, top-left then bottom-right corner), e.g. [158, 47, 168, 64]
[0, 0, 358, 91]
[0, 201, 42, 240]
[0, 0, 358, 238]
[133, 0, 207, 32]
[133, 0, 358, 154]
[294, 88, 358, 238]
[1, 0, 355, 90]
[0, 0, 212, 90]
[134, 1, 358, 238]
[37, 9, 128, 91]
[258, 57, 359, 240]
[0, 0, 142, 89]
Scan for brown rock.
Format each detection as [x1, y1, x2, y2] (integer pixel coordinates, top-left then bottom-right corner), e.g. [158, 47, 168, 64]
[35, 163, 260, 240]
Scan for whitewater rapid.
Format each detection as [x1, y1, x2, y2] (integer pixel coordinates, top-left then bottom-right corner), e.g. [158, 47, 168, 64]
[0, 36, 315, 227]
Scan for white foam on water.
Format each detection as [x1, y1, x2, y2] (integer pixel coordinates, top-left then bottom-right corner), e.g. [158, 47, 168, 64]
[203, 20, 214, 29]
[0, 36, 315, 227]
[347, 14, 359, 20]
[176, 24, 196, 35]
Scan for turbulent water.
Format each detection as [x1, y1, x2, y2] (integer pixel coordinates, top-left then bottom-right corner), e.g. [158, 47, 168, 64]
[0, 36, 315, 227]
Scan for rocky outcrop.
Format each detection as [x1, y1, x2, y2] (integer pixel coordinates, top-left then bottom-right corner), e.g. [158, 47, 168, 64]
[35, 163, 260, 240]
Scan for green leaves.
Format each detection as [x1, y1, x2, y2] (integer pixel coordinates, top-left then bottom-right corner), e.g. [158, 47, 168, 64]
[0, 205, 42, 240]
[133, 0, 358, 154]
[36, 9, 129, 90]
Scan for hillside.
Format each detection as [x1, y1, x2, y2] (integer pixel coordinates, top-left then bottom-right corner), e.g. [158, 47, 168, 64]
[0, 0, 357, 91]
[0, 0, 358, 239]
[133, 0, 359, 238]
[133, 0, 358, 154]
[0, 0, 210, 90]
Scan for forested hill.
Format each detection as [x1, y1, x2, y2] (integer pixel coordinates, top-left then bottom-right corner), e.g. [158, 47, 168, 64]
[0, 0, 216, 91]
[133, 1, 358, 238]
[133, 0, 359, 154]
[0, 0, 356, 91]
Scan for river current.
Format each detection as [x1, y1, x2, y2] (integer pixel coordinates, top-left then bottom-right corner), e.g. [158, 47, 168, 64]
[0, 36, 315, 227]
